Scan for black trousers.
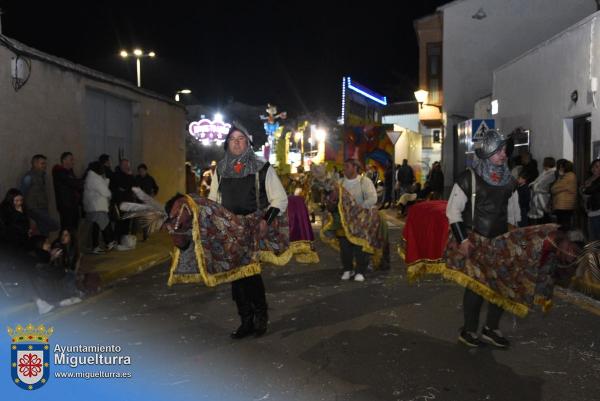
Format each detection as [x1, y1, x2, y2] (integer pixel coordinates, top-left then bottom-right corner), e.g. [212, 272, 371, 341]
[339, 236, 368, 274]
[231, 275, 268, 320]
[91, 223, 114, 248]
[554, 210, 573, 231]
[114, 219, 132, 242]
[59, 209, 79, 233]
[463, 288, 504, 332]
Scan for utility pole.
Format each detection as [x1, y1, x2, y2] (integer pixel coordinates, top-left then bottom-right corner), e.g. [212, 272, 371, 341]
[0, 9, 4, 35]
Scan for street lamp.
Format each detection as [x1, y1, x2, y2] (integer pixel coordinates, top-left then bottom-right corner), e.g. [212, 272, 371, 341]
[414, 89, 443, 111]
[175, 89, 192, 102]
[120, 48, 156, 88]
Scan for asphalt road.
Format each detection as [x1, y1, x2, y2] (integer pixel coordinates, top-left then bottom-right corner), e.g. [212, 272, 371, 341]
[6, 226, 600, 401]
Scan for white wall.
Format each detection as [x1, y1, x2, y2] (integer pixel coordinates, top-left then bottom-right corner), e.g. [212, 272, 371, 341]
[443, 0, 594, 117]
[493, 13, 600, 164]
[382, 114, 419, 132]
[441, 0, 595, 185]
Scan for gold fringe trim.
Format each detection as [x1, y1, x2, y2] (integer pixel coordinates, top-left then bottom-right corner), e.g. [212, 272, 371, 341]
[295, 252, 320, 264]
[167, 248, 193, 286]
[408, 261, 531, 318]
[259, 241, 320, 266]
[167, 195, 262, 288]
[570, 277, 600, 299]
[397, 244, 406, 261]
[337, 185, 376, 255]
[319, 213, 340, 251]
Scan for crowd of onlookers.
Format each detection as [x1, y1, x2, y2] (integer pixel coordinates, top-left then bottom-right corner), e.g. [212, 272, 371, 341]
[513, 152, 600, 241]
[365, 159, 444, 216]
[0, 151, 159, 314]
[362, 150, 600, 242]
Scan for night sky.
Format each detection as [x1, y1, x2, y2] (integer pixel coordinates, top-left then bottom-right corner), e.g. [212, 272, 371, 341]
[1, 0, 451, 116]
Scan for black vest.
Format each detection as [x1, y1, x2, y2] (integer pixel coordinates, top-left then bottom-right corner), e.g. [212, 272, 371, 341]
[219, 163, 270, 216]
[457, 169, 516, 238]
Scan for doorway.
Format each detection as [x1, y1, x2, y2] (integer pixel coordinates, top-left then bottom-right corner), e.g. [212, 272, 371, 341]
[84, 88, 134, 165]
[573, 114, 591, 232]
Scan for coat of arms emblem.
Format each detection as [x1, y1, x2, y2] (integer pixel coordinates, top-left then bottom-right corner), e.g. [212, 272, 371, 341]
[8, 324, 53, 390]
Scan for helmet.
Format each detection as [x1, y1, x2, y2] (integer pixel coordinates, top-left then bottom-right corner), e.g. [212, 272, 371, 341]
[223, 122, 253, 151]
[474, 129, 507, 159]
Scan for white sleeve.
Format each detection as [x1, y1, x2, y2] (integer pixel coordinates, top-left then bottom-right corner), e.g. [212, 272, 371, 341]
[446, 183, 468, 224]
[361, 177, 378, 208]
[99, 178, 112, 199]
[208, 171, 220, 203]
[265, 166, 288, 213]
[508, 190, 521, 226]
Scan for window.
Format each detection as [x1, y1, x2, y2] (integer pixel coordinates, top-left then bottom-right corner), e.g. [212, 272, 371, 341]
[427, 43, 442, 104]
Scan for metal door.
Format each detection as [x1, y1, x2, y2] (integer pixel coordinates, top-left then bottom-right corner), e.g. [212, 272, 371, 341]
[84, 89, 133, 165]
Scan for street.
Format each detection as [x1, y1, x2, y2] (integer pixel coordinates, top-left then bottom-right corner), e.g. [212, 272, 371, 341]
[12, 225, 600, 401]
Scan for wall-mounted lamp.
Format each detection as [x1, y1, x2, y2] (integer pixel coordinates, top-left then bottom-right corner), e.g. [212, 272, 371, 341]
[414, 89, 443, 111]
[472, 7, 487, 20]
[491, 99, 499, 115]
[571, 90, 579, 103]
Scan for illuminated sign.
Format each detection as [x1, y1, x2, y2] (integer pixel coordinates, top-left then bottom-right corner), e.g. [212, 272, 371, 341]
[346, 77, 387, 106]
[188, 118, 231, 146]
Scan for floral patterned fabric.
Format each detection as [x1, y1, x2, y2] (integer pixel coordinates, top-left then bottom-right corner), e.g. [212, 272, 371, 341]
[168, 195, 315, 287]
[408, 223, 560, 317]
[321, 185, 389, 269]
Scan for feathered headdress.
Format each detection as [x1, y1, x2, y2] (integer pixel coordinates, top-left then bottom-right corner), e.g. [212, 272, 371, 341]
[119, 187, 168, 234]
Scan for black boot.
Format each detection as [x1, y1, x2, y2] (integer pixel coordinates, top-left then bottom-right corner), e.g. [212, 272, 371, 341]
[254, 309, 268, 337]
[247, 275, 269, 337]
[231, 314, 255, 339]
[230, 279, 255, 339]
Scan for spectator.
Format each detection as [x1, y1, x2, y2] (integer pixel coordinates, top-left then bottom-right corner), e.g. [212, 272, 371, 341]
[200, 161, 217, 197]
[98, 154, 113, 181]
[428, 161, 445, 196]
[185, 162, 198, 194]
[397, 159, 415, 194]
[52, 152, 82, 233]
[51, 229, 80, 272]
[551, 159, 577, 231]
[110, 159, 135, 243]
[20, 154, 59, 236]
[516, 173, 531, 227]
[366, 165, 379, 186]
[136, 163, 159, 197]
[84, 161, 116, 254]
[135, 163, 159, 241]
[396, 184, 418, 217]
[0, 188, 34, 249]
[380, 164, 394, 209]
[520, 151, 539, 183]
[29, 235, 82, 314]
[528, 157, 556, 225]
[582, 159, 600, 241]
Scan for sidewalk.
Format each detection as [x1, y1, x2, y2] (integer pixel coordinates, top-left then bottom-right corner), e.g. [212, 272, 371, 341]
[81, 231, 172, 285]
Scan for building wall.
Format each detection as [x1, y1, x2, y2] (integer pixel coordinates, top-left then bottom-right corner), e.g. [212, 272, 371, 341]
[415, 13, 443, 124]
[382, 114, 419, 132]
[395, 129, 423, 182]
[493, 13, 600, 166]
[0, 44, 185, 218]
[443, 0, 594, 117]
[441, 0, 595, 185]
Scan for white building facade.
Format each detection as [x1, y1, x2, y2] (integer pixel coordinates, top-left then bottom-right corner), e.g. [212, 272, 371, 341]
[438, 0, 596, 186]
[493, 11, 600, 182]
